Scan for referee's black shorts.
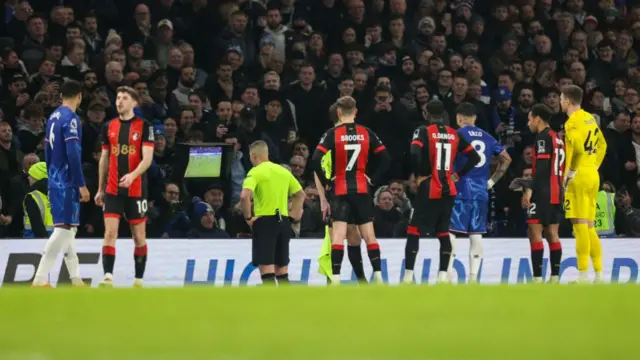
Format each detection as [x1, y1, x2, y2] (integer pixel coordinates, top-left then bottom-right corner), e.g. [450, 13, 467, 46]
[252, 214, 291, 267]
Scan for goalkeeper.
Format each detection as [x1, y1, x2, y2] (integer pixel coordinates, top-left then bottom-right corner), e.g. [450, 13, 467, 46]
[317, 104, 368, 284]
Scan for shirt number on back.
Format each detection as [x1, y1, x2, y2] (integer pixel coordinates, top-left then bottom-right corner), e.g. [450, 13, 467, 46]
[49, 124, 55, 150]
[554, 147, 565, 176]
[583, 128, 599, 155]
[344, 144, 361, 171]
[471, 140, 486, 168]
[435, 142, 452, 171]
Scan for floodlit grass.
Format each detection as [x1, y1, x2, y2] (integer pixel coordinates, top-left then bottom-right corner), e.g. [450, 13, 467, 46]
[0, 285, 638, 359]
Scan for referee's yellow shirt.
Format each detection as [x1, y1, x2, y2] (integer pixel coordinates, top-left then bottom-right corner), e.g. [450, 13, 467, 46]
[242, 161, 302, 217]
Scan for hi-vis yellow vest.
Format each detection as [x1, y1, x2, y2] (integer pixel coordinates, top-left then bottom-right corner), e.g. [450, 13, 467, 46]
[595, 191, 615, 237]
[23, 190, 53, 238]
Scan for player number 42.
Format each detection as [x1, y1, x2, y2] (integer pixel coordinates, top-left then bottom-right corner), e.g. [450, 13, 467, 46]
[583, 128, 600, 155]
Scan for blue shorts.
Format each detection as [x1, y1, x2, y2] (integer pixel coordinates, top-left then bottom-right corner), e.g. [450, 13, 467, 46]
[450, 199, 488, 234]
[49, 188, 80, 226]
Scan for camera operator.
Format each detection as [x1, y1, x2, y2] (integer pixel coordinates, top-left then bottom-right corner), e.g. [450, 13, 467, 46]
[147, 182, 190, 238]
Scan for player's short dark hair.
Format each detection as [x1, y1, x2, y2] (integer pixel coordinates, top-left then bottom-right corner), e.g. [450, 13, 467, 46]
[60, 80, 83, 99]
[561, 85, 583, 105]
[530, 103, 553, 123]
[116, 85, 140, 103]
[427, 99, 446, 123]
[456, 102, 476, 117]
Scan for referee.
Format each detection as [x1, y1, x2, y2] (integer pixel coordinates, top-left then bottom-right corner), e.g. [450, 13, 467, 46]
[240, 140, 305, 285]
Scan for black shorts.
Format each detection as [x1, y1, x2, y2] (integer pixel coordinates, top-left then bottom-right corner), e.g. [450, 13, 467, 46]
[331, 193, 374, 225]
[103, 193, 148, 224]
[252, 214, 291, 267]
[410, 180, 455, 235]
[527, 200, 562, 226]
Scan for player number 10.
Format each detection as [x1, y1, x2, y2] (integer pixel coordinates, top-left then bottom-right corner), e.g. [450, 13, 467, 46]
[136, 200, 148, 213]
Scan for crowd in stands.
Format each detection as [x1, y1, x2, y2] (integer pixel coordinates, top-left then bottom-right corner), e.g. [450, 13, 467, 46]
[2, 0, 640, 239]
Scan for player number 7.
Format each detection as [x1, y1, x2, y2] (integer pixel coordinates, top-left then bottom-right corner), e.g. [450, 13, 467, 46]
[344, 144, 361, 171]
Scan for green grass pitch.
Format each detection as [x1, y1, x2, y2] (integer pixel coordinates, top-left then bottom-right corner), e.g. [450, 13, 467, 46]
[0, 285, 638, 360]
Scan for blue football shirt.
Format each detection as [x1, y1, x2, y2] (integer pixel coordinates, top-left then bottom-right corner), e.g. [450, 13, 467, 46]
[454, 125, 503, 201]
[45, 105, 86, 190]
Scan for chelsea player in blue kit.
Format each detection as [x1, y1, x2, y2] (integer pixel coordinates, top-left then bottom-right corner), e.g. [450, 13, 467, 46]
[33, 81, 90, 287]
[449, 103, 511, 283]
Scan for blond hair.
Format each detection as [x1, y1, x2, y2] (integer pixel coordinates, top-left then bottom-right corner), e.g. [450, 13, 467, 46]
[250, 140, 269, 156]
[336, 96, 357, 116]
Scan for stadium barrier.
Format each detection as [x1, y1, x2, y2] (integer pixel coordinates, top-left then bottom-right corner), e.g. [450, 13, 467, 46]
[1, 238, 638, 286]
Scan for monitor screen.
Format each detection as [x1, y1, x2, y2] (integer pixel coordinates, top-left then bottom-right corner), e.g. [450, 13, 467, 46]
[184, 146, 223, 178]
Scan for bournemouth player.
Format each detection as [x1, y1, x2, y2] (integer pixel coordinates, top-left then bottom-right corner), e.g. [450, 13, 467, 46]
[561, 85, 607, 283]
[33, 80, 90, 287]
[449, 103, 511, 283]
[95, 86, 154, 287]
[314, 103, 368, 284]
[521, 104, 565, 283]
[403, 99, 480, 284]
[311, 96, 390, 284]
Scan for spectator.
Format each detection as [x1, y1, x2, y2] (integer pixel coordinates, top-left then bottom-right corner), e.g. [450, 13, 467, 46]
[300, 184, 324, 237]
[148, 183, 190, 238]
[373, 189, 402, 238]
[0, 0, 637, 239]
[187, 200, 229, 238]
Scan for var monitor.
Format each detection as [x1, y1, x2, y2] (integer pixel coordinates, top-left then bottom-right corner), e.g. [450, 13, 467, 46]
[173, 143, 233, 180]
[184, 145, 223, 178]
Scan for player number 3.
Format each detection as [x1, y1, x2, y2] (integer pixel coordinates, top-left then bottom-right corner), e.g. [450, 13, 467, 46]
[136, 200, 148, 213]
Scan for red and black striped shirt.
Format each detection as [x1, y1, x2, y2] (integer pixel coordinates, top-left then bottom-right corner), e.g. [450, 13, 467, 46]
[101, 117, 154, 198]
[315, 123, 386, 196]
[410, 124, 474, 199]
[531, 128, 565, 205]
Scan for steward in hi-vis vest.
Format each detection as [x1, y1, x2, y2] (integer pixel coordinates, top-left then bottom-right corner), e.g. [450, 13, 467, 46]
[23, 162, 53, 238]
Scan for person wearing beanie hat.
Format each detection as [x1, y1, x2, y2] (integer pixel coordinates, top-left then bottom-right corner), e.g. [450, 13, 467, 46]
[187, 200, 229, 238]
[403, 100, 481, 284]
[23, 162, 53, 239]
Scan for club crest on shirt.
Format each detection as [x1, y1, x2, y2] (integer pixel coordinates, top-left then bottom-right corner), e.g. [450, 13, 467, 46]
[537, 140, 545, 153]
[133, 132, 139, 141]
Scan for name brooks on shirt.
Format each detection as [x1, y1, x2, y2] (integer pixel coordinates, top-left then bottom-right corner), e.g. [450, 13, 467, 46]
[341, 134, 365, 142]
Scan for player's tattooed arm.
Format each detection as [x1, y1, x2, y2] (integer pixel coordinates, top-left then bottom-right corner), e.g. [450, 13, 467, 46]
[489, 151, 512, 185]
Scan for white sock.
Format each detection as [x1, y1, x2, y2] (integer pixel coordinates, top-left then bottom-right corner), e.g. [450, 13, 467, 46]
[373, 271, 383, 283]
[448, 233, 456, 271]
[579, 271, 589, 281]
[447, 233, 456, 282]
[469, 234, 483, 282]
[437, 271, 448, 283]
[403, 269, 414, 283]
[62, 228, 81, 282]
[33, 228, 67, 285]
[595, 272, 603, 280]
